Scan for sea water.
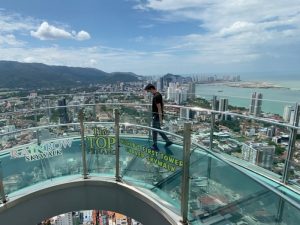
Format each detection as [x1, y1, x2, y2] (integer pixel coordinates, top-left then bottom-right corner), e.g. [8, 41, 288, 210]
[196, 76, 300, 115]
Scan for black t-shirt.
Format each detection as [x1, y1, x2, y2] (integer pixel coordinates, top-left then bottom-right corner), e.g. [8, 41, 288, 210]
[152, 92, 164, 119]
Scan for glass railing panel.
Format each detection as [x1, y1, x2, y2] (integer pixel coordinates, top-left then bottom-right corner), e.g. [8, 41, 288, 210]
[0, 129, 36, 150]
[36, 124, 81, 140]
[284, 126, 300, 190]
[0, 133, 82, 197]
[93, 104, 115, 123]
[188, 146, 300, 225]
[120, 125, 183, 213]
[119, 104, 152, 127]
[239, 167, 300, 204]
[185, 96, 296, 180]
[280, 200, 300, 225]
[206, 108, 291, 180]
[84, 122, 116, 176]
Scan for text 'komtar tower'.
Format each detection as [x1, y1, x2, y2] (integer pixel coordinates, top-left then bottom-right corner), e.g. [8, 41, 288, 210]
[249, 92, 263, 116]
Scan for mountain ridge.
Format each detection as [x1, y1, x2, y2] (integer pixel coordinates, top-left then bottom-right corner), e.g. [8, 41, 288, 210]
[0, 61, 141, 89]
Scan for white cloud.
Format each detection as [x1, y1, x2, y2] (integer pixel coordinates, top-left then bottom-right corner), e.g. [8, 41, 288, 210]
[75, 30, 91, 41]
[0, 34, 25, 46]
[219, 21, 255, 36]
[133, 0, 300, 69]
[139, 0, 210, 11]
[0, 3, 299, 74]
[30, 21, 91, 41]
[30, 22, 73, 40]
[0, 11, 36, 32]
[139, 24, 154, 29]
[133, 36, 144, 42]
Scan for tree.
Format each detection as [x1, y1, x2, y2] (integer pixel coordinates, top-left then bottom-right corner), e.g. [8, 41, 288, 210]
[218, 119, 241, 132]
[189, 98, 210, 108]
[268, 140, 286, 155]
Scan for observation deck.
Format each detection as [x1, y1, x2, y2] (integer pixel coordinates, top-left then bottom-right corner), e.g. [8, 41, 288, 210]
[0, 100, 300, 225]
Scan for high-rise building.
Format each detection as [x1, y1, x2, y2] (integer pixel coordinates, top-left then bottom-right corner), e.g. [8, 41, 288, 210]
[211, 96, 219, 111]
[249, 92, 255, 114]
[167, 82, 176, 101]
[242, 144, 258, 164]
[53, 213, 73, 225]
[290, 107, 300, 133]
[242, 144, 275, 170]
[46, 99, 51, 118]
[120, 82, 125, 91]
[256, 146, 275, 170]
[267, 126, 276, 138]
[174, 88, 188, 105]
[159, 77, 164, 91]
[180, 108, 190, 120]
[249, 92, 263, 116]
[219, 98, 228, 120]
[156, 80, 161, 91]
[188, 82, 196, 100]
[167, 82, 188, 105]
[290, 109, 295, 125]
[174, 89, 181, 104]
[283, 105, 293, 122]
[58, 98, 69, 124]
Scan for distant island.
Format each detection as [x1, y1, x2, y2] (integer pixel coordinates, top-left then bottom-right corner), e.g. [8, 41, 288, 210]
[224, 81, 284, 89]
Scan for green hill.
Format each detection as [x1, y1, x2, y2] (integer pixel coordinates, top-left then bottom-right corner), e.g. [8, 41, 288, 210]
[0, 61, 141, 89]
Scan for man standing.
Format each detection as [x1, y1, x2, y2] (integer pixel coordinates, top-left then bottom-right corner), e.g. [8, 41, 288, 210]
[144, 84, 173, 152]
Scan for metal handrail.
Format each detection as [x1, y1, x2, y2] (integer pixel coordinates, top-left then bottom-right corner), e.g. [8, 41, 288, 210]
[0, 90, 297, 104]
[1, 102, 299, 129]
[0, 122, 80, 138]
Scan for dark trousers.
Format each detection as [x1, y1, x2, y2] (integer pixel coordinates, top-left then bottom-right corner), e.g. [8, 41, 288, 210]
[152, 117, 170, 146]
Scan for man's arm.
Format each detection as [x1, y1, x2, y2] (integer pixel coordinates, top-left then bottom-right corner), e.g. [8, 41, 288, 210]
[156, 103, 163, 125]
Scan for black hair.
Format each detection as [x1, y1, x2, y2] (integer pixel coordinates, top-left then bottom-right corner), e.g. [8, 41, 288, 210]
[144, 83, 156, 91]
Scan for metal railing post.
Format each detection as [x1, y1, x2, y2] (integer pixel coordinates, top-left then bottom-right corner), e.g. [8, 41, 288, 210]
[181, 122, 191, 225]
[93, 94, 96, 121]
[276, 197, 285, 223]
[34, 97, 38, 125]
[148, 105, 152, 141]
[115, 109, 121, 182]
[0, 161, 7, 203]
[210, 96, 217, 151]
[282, 103, 300, 184]
[210, 112, 215, 151]
[79, 109, 88, 179]
[37, 129, 41, 145]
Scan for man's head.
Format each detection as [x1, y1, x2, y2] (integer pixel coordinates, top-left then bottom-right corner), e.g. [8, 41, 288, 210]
[144, 83, 156, 94]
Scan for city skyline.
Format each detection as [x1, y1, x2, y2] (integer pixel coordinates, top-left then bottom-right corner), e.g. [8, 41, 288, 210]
[0, 0, 299, 75]
[1, 80, 299, 225]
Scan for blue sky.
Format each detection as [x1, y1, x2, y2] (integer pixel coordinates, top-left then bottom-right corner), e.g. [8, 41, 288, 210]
[0, 0, 300, 76]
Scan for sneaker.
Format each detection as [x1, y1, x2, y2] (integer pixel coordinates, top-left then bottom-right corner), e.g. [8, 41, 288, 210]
[165, 141, 173, 147]
[150, 145, 159, 151]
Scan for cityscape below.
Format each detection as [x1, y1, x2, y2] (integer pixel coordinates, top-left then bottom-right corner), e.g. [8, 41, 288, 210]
[38, 210, 142, 225]
[0, 72, 299, 225]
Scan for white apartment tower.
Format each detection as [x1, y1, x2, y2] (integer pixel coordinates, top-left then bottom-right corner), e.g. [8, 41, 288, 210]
[283, 105, 293, 122]
[249, 92, 263, 116]
[188, 82, 196, 100]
